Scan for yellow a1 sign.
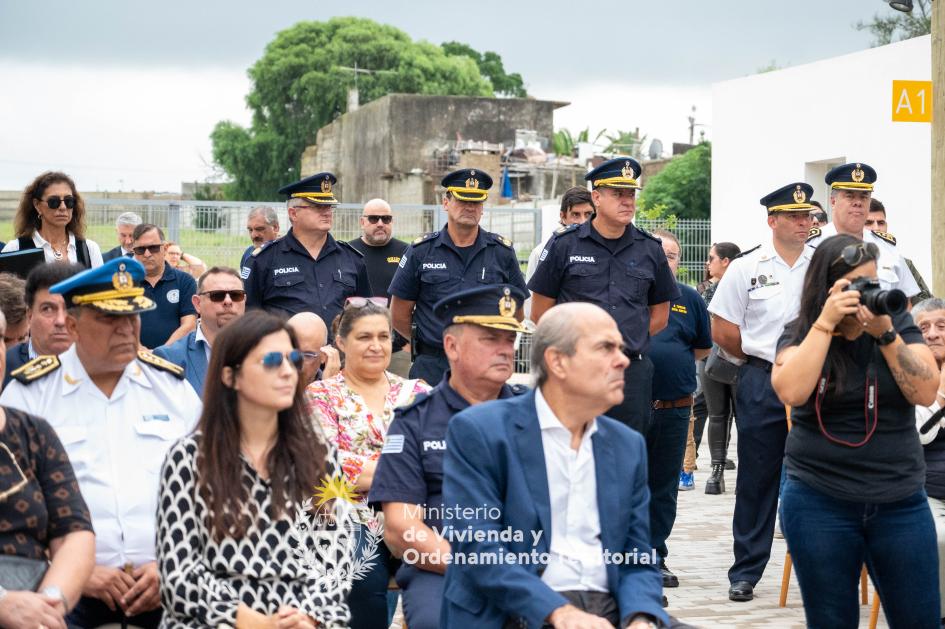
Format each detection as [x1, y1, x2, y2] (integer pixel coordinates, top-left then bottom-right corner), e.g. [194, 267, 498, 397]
[892, 80, 933, 122]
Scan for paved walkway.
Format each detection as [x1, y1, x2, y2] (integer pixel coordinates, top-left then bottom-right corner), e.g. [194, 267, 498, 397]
[666, 436, 887, 628]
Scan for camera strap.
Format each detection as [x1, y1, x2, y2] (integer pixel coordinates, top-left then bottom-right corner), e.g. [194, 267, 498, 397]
[814, 350, 879, 448]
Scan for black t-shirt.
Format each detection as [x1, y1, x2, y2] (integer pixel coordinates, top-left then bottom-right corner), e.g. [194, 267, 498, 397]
[779, 310, 926, 503]
[348, 237, 409, 350]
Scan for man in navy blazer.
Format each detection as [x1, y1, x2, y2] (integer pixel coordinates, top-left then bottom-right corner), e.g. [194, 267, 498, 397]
[154, 266, 245, 393]
[441, 303, 670, 629]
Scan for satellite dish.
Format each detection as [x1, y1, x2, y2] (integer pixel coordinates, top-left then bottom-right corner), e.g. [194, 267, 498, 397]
[648, 139, 663, 160]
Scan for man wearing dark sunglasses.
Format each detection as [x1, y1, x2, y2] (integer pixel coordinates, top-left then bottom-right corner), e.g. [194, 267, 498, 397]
[244, 172, 372, 331]
[806, 162, 919, 302]
[348, 198, 412, 376]
[132, 224, 197, 349]
[154, 266, 246, 393]
[0, 257, 201, 629]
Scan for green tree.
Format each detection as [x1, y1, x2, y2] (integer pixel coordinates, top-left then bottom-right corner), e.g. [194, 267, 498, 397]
[441, 42, 527, 97]
[601, 129, 646, 158]
[212, 18, 494, 200]
[855, 0, 931, 46]
[638, 142, 711, 220]
[551, 127, 605, 157]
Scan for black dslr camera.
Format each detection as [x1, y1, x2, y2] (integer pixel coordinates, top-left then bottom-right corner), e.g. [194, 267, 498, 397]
[846, 277, 907, 316]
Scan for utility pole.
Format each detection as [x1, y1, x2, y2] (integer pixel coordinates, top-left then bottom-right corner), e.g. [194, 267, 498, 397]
[933, 0, 944, 295]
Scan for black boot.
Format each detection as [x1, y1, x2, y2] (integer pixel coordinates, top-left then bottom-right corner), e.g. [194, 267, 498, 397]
[705, 463, 725, 495]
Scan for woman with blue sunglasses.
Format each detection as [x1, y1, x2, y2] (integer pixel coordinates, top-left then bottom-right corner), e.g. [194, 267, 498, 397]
[156, 310, 351, 628]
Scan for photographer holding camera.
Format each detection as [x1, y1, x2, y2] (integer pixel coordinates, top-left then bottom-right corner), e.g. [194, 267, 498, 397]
[772, 234, 940, 628]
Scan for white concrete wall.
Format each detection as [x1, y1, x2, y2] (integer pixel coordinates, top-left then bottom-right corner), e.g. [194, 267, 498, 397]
[711, 36, 932, 278]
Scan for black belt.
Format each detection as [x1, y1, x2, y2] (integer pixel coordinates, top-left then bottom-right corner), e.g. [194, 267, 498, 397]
[745, 355, 772, 373]
[415, 339, 446, 359]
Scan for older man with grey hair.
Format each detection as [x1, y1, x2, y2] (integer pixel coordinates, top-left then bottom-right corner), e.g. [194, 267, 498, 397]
[914, 297, 945, 622]
[102, 212, 142, 261]
[239, 206, 280, 273]
[441, 302, 671, 629]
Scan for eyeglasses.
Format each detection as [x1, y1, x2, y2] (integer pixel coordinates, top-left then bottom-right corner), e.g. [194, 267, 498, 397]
[0, 442, 28, 502]
[254, 350, 304, 371]
[42, 195, 75, 210]
[301, 351, 321, 363]
[199, 290, 246, 303]
[345, 297, 389, 308]
[364, 215, 393, 224]
[832, 242, 879, 268]
[133, 244, 164, 256]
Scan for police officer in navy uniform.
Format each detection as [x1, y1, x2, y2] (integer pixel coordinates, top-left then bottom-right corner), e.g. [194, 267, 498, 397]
[369, 284, 529, 629]
[388, 169, 528, 385]
[708, 182, 815, 602]
[528, 157, 679, 435]
[244, 172, 371, 329]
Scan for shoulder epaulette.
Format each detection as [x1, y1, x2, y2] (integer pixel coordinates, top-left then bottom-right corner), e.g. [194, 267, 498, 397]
[412, 232, 439, 246]
[396, 390, 433, 413]
[337, 240, 364, 257]
[733, 244, 761, 260]
[805, 227, 822, 243]
[11, 355, 60, 385]
[489, 232, 514, 249]
[137, 350, 185, 380]
[873, 230, 897, 246]
[633, 225, 661, 243]
[251, 239, 275, 257]
[509, 383, 530, 396]
[550, 224, 580, 241]
[554, 223, 577, 235]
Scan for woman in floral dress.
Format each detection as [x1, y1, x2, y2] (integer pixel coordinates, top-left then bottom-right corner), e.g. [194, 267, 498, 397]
[306, 298, 429, 629]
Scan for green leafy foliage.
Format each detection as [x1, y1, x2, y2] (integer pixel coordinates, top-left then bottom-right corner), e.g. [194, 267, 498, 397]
[638, 143, 711, 220]
[441, 42, 527, 97]
[211, 18, 503, 200]
[855, 0, 931, 47]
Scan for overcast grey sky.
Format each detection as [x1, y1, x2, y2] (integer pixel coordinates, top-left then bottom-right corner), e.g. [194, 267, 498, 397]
[0, 0, 891, 191]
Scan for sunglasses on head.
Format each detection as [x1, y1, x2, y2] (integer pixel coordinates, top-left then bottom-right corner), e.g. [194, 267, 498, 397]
[42, 195, 75, 210]
[133, 244, 164, 256]
[345, 296, 389, 308]
[199, 289, 246, 303]
[364, 215, 393, 224]
[832, 242, 879, 268]
[256, 350, 304, 371]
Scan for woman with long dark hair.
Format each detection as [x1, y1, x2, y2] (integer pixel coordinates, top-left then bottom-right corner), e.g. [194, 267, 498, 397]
[157, 311, 350, 628]
[772, 234, 940, 628]
[2, 172, 103, 268]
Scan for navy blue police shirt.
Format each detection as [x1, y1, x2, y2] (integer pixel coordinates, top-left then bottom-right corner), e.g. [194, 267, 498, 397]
[368, 372, 525, 531]
[387, 227, 527, 348]
[244, 229, 371, 327]
[649, 281, 712, 400]
[527, 221, 679, 353]
[140, 263, 198, 349]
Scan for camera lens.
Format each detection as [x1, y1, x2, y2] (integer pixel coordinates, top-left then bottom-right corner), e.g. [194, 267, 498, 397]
[860, 287, 907, 316]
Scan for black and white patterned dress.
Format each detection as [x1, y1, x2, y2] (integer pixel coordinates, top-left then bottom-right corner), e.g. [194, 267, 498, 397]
[156, 435, 351, 628]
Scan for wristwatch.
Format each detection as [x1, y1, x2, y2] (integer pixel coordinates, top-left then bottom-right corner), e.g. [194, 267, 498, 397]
[41, 585, 68, 608]
[877, 328, 898, 346]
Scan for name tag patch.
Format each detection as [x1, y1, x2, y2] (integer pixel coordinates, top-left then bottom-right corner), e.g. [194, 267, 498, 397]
[423, 440, 446, 451]
[422, 262, 447, 270]
[382, 434, 405, 454]
[387, 256, 401, 264]
[671, 304, 688, 314]
[274, 267, 300, 275]
[569, 256, 596, 264]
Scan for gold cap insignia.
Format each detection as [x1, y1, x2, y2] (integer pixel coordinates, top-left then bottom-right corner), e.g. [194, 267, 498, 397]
[793, 185, 806, 204]
[498, 287, 516, 318]
[852, 164, 865, 183]
[320, 177, 332, 193]
[112, 263, 132, 291]
[465, 177, 480, 189]
[621, 161, 634, 178]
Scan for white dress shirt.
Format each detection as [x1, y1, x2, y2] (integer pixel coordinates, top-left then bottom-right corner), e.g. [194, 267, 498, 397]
[535, 387, 609, 593]
[1, 232, 105, 267]
[194, 321, 212, 362]
[0, 345, 201, 567]
[807, 223, 919, 297]
[709, 241, 812, 363]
